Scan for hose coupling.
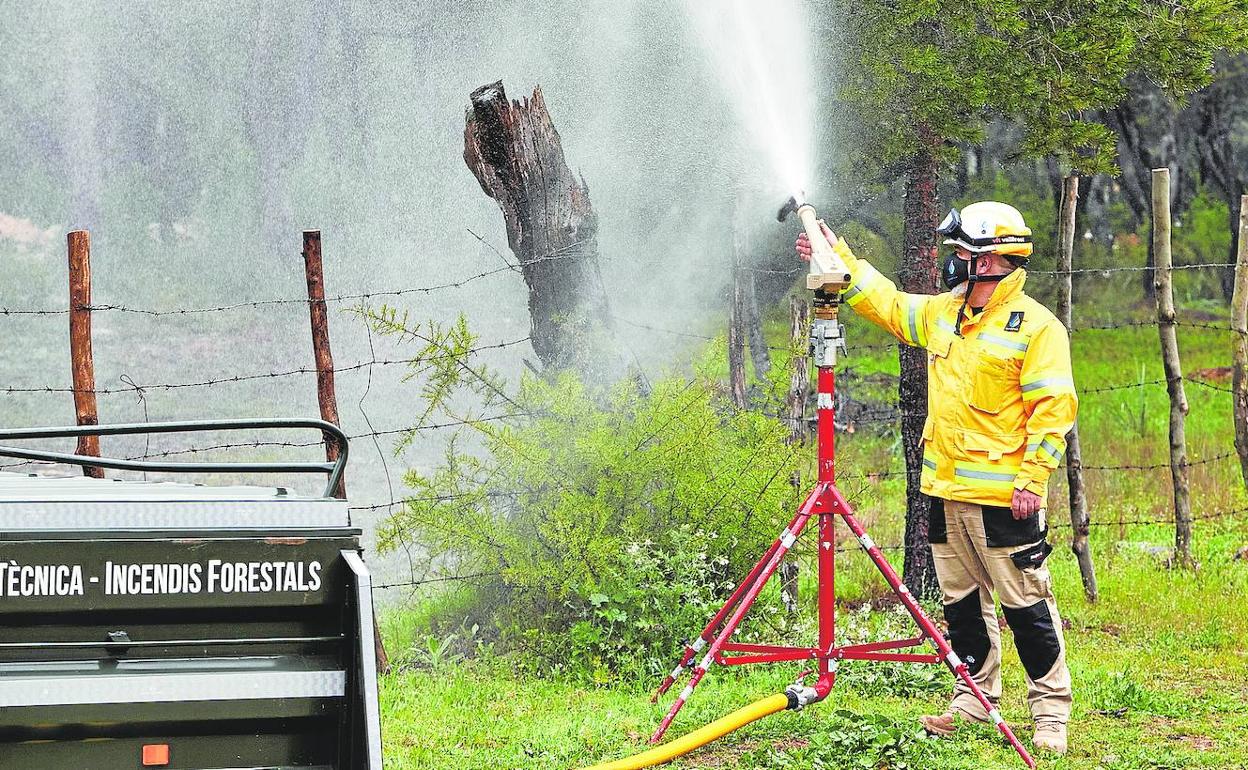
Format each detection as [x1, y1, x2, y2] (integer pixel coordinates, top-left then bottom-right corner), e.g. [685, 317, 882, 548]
[784, 683, 821, 711]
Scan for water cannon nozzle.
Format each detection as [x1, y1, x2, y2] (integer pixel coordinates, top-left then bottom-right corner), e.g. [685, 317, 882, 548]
[776, 195, 803, 222]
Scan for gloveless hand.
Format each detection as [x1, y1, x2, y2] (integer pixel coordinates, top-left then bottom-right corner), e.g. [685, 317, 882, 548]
[1011, 488, 1042, 520]
[794, 220, 837, 261]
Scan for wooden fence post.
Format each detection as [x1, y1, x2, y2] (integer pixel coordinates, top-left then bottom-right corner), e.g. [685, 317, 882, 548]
[301, 230, 391, 674]
[1056, 175, 1098, 601]
[1151, 168, 1194, 569]
[1232, 195, 1248, 488]
[728, 232, 748, 410]
[67, 230, 103, 478]
[301, 230, 346, 499]
[779, 295, 810, 614]
[744, 272, 771, 379]
[786, 296, 810, 444]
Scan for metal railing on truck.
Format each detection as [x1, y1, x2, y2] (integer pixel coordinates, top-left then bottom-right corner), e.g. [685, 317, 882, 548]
[0, 419, 380, 770]
[0, 417, 349, 498]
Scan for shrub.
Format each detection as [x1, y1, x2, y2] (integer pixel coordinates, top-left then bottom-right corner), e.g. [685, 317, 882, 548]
[371, 320, 805, 679]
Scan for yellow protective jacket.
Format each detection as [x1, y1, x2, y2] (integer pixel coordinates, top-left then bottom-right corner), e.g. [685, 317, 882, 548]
[836, 243, 1078, 507]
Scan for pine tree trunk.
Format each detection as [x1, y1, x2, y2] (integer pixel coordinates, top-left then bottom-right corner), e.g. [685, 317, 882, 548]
[899, 126, 941, 599]
[1102, 83, 1195, 301]
[1189, 54, 1247, 301]
[786, 297, 811, 444]
[744, 271, 772, 378]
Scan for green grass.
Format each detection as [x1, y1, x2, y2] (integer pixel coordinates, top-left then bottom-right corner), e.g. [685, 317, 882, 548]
[379, 295, 1248, 768]
[379, 520, 1248, 768]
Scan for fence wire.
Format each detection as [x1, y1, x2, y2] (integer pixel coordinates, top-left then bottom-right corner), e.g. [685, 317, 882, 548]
[5, 259, 1239, 319]
[0, 337, 532, 395]
[5, 252, 1247, 594]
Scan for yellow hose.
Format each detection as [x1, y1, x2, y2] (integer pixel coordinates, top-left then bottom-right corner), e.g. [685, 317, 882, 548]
[579, 693, 791, 770]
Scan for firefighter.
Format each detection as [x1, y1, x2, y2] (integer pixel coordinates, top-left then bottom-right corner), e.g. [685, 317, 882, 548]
[796, 201, 1075, 755]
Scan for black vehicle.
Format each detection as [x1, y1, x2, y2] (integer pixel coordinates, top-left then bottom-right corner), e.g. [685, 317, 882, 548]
[0, 420, 382, 770]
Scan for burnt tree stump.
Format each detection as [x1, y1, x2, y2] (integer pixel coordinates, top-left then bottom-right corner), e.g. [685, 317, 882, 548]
[464, 81, 610, 373]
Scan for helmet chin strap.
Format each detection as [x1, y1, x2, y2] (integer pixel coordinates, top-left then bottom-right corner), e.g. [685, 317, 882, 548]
[954, 254, 1008, 337]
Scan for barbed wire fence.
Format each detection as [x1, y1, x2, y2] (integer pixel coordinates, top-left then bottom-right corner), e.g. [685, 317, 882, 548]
[2, 250, 1245, 599]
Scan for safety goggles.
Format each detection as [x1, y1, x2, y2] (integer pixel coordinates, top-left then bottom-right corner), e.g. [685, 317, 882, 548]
[936, 208, 966, 240]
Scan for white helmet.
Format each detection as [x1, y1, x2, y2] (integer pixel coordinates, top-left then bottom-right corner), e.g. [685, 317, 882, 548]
[937, 201, 1033, 261]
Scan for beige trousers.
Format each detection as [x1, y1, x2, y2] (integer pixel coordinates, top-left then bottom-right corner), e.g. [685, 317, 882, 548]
[931, 499, 1071, 725]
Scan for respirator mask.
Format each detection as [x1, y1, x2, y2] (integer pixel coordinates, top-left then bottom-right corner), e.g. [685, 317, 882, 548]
[941, 251, 971, 291]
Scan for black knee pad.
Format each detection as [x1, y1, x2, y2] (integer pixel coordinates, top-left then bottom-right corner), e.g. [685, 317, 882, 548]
[1002, 599, 1060, 681]
[944, 589, 990, 675]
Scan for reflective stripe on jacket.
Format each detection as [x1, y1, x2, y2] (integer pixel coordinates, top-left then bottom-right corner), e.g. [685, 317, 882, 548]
[835, 240, 1078, 507]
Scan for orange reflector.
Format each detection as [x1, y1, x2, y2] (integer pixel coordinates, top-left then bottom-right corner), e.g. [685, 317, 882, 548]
[141, 744, 170, 766]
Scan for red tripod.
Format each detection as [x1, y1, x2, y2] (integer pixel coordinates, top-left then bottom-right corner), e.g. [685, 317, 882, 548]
[649, 310, 1036, 768]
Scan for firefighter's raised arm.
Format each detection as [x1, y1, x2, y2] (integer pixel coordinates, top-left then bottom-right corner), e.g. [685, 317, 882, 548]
[796, 222, 935, 348]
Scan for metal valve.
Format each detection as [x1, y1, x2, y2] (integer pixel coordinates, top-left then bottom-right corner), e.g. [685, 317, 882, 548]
[810, 318, 846, 368]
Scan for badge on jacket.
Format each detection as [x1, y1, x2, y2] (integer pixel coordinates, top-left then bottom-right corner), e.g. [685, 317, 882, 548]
[1005, 311, 1024, 332]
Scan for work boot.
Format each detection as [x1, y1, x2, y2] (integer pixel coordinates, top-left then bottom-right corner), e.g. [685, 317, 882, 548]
[919, 709, 987, 737]
[1033, 721, 1068, 755]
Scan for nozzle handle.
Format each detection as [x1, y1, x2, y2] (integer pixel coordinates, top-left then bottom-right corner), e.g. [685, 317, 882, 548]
[797, 204, 852, 293]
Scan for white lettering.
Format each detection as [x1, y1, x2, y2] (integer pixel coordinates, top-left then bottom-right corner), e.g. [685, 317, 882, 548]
[208, 559, 222, 593]
[0, 559, 327, 597]
[282, 562, 298, 592]
[0, 562, 84, 597]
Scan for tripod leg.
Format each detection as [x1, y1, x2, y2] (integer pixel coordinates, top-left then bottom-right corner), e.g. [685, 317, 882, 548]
[653, 488, 821, 700]
[833, 501, 1036, 769]
[650, 484, 827, 744]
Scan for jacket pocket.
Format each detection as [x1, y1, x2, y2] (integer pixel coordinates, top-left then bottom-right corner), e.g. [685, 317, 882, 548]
[969, 356, 1014, 414]
[953, 431, 1025, 497]
[959, 430, 1024, 461]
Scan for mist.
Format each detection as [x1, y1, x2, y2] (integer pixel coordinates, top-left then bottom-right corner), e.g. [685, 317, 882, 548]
[0, 0, 844, 584]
